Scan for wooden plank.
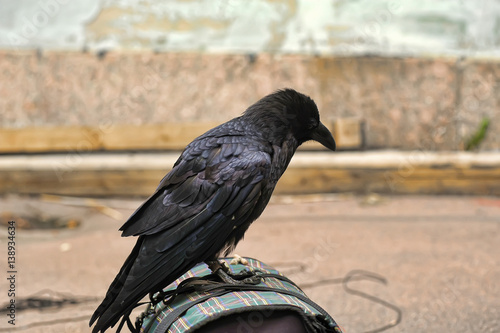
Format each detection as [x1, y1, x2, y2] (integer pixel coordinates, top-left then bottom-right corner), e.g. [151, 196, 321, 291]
[3, 165, 499, 197]
[1, 152, 499, 197]
[0, 126, 99, 153]
[100, 123, 220, 151]
[0, 123, 220, 153]
[275, 167, 500, 195]
[0, 169, 163, 197]
[334, 117, 363, 149]
[0, 119, 360, 153]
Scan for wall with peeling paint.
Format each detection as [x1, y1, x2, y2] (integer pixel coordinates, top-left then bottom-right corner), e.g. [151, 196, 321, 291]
[1, 0, 500, 56]
[0, 1, 499, 151]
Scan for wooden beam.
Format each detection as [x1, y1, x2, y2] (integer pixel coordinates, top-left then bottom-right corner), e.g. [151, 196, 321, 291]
[1, 151, 499, 197]
[334, 117, 363, 149]
[0, 123, 220, 153]
[0, 120, 359, 153]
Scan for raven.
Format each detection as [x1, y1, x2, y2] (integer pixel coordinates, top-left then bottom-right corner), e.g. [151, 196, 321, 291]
[90, 89, 336, 332]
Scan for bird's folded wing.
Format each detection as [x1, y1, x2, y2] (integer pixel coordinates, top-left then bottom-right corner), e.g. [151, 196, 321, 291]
[111, 143, 272, 306]
[119, 139, 272, 244]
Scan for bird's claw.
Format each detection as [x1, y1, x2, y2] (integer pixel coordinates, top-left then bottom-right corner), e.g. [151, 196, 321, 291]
[230, 254, 249, 265]
[241, 275, 262, 285]
[215, 268, 261, 285]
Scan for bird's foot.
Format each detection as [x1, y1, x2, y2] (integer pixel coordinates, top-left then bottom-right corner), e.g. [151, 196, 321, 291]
[206, 260, 230, 274]
[206, 260, 260, 285]
[215, 268, 261, 285]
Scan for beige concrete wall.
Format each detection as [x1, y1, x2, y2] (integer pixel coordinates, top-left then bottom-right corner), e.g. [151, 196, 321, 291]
[0, 51, 498, 151]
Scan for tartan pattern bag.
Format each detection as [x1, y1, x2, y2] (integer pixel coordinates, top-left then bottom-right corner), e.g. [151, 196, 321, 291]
[137, 257, 342, 333]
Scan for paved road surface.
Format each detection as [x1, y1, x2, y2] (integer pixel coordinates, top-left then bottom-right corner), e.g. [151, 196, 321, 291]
[0, 194, 499, 332]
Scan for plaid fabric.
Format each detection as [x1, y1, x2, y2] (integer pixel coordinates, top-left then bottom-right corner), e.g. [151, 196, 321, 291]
[139, 257, 341, 333]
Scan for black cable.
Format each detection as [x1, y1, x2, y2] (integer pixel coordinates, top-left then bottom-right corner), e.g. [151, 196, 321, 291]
[297, 269, 402, 333]
[342, 270, 402, 333]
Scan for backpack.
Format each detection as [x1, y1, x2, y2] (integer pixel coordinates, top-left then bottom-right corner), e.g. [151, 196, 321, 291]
[136, 257, 342, 333]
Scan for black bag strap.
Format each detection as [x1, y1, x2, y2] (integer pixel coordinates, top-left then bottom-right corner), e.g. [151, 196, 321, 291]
[152, 279, 336, 333]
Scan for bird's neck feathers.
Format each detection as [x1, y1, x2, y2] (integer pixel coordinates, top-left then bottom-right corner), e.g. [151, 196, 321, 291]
[242, 89, 319, 152]
[243, 102, 300, 149]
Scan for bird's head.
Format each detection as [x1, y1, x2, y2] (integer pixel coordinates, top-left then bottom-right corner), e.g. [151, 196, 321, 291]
[244, 89, 336, 151]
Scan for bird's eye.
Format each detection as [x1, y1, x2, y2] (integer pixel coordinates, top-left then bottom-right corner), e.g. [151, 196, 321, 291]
[306, 122, 317, 131]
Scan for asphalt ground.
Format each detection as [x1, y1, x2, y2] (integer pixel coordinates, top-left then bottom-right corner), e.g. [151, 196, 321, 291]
[0, 194, 499, 333]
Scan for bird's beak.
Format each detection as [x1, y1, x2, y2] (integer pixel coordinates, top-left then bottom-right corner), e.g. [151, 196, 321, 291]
[311, 122, 336, 151]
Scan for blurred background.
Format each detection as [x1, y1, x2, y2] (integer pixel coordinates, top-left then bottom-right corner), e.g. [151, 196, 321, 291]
[0, 0, 499, 197]
[0, 1, 499, 332]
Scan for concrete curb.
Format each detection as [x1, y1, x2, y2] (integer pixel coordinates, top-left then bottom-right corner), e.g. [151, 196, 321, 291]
[1, 151, 499, 196]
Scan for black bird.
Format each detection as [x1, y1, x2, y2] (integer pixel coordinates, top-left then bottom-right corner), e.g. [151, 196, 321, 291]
[90, 89, 336, 332]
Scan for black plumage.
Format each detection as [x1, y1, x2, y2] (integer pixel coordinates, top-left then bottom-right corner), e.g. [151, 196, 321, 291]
[89, 89, 336, 332]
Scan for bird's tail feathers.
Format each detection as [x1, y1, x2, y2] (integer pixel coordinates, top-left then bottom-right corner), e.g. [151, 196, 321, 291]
[89, 238, 143, 332]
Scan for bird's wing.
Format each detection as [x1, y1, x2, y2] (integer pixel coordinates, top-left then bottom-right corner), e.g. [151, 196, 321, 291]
[119, 134, 272, 250]
[113, 137, 271, 309]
